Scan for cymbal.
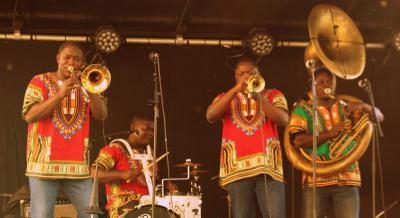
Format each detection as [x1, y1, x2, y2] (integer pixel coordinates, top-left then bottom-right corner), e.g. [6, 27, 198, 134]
[180, 169, 210, 176]
[307, 4, 365, 80]
[174, 162, 204, 168]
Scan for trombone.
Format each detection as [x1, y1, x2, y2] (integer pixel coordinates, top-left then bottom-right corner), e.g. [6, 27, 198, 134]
[68, 64, 111, 94]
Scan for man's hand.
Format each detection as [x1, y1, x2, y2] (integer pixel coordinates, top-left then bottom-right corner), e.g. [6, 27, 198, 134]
[120, 170, 140, 181]
[58, 77, 79, 98]
[328, 120, 352, 139]
[234, 75, 250, 93]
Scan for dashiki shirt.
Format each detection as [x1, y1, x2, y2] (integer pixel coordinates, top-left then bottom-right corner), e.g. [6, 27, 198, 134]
[287, 93, 361, 188]
[217, 89, 288, 187]
[94, 142, 149, 218]
[22, 72, 91, 179]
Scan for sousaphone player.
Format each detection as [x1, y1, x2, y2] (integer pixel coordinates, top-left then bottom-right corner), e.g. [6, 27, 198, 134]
[284, 4, 384, 218]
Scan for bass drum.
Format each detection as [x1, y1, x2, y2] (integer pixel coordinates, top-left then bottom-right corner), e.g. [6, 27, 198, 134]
[124, 205, 180, 218]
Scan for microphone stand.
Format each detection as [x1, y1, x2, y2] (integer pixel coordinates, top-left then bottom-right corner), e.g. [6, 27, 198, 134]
[306, 59, 319, 218]
[150, 52, 160, 218]
[361, 79, 385, 218]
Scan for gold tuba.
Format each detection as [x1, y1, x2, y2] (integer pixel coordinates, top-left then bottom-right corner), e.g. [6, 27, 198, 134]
[284, 4, 372, 176]
[68, 64, 111, 94]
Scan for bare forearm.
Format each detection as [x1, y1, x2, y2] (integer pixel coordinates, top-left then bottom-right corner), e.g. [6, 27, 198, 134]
[206, 87, 237, 123]
[91, 167, 125, 183]
[24, 94, 62, 123]
[292, 132, 331, 148]
[88, 93, 108, 121]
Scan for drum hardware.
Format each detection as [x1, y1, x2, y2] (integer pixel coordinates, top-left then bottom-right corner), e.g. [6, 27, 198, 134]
[174, 161, 204, 168]
[180, 166, 209, 196]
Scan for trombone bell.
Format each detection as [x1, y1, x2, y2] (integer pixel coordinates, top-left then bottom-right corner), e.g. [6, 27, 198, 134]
[81, 64, 111, 94]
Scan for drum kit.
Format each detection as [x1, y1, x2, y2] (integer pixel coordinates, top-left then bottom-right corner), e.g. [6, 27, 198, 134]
[122, 159, 208, 218]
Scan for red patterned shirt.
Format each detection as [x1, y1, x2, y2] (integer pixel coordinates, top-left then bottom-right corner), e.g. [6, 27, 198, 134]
[216, 89, 288, 186]
[93, 142, 149, 217]
[22, 72, 91, 179]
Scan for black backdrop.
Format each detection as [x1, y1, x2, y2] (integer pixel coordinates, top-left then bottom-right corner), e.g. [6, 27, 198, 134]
[0, 40, 399, 217]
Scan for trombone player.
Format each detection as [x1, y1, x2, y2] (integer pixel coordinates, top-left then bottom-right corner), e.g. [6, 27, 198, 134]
[206, 57, 289, 218]
[286, 67, 384, 218]
[22, 41, 108, 218]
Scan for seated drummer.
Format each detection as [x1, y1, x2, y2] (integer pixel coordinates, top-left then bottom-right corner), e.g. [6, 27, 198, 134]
[91, 114, 156, 218]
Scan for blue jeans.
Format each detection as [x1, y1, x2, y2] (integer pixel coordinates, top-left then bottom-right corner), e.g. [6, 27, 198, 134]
[29, 177, 97, 218]
[225, 174, 286, 218]
[302, 186, 359, 218]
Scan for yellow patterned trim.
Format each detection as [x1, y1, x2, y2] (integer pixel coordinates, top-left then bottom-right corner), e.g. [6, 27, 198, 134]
[220, 139, 284, 186]
[272, 92, 288, 111]
[26, 162, 90, 178]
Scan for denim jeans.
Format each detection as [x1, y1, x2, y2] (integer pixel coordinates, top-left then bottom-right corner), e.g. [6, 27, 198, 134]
[225, 174, 286, 218]
[29, 177, 97, 218]
[302, 186, 359, 218]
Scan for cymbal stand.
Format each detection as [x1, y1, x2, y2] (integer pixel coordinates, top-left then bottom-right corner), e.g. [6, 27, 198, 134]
[306, 59, 319, 218]
[160, 159, 192, 197]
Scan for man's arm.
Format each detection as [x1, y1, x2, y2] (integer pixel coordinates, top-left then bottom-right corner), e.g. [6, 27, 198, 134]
[90, 165, 139, 183]
[292, 121, 349, 148]
[206, 79, 247, 123]
[261, 91, 289, 126]
[88, 93, 108, 121]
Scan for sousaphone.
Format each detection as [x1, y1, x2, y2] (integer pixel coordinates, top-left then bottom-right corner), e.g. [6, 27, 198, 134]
[284, 4, 373, 175]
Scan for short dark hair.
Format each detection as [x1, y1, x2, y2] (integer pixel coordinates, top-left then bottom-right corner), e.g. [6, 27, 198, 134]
[130, 113, 153, 126]
[234, 57, 257, 70]
[314, 67, 334, 78]
[58, 41, 84, 54]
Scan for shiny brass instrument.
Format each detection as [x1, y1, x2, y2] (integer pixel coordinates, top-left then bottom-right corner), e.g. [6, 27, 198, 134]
[68, 64, 111, 94]
[245, 74, 265, 94]
[284, 4, 372, 176]
[287, 95, 372, 175]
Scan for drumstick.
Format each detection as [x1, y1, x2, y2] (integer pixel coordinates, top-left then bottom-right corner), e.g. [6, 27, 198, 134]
[144, 152, 170, 171]
[127, 152, 170, 183]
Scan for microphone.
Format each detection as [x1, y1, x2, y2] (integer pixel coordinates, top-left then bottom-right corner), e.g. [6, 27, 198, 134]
[358, 78, 368, 88]
[149, 52, 159, 61]
[305, 59, 316, 69]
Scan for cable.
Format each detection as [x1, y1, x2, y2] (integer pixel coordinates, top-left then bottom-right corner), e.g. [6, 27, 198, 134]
[257, 92, 272, 218]
[375, 126, 387, 218]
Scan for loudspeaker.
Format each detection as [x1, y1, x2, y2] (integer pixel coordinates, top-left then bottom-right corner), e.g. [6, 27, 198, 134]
[20, 200, 77, 218]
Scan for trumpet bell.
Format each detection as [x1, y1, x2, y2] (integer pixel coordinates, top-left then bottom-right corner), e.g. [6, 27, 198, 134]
[246, 75, 265, 94]
[81, 64, 111, 94]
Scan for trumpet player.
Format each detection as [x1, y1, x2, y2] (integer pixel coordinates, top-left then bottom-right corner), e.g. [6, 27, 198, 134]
[287, 68, 383, 218]
[206, 58, 289, 218]
[22, 41, 108, 218]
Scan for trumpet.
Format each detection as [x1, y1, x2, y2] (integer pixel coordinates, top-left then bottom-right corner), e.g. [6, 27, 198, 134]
[245, 74, 265, 94]
[67, 64, 111, 94]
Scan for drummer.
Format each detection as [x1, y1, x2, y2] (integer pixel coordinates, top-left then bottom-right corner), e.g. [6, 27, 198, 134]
[91, 114, 157, 217]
